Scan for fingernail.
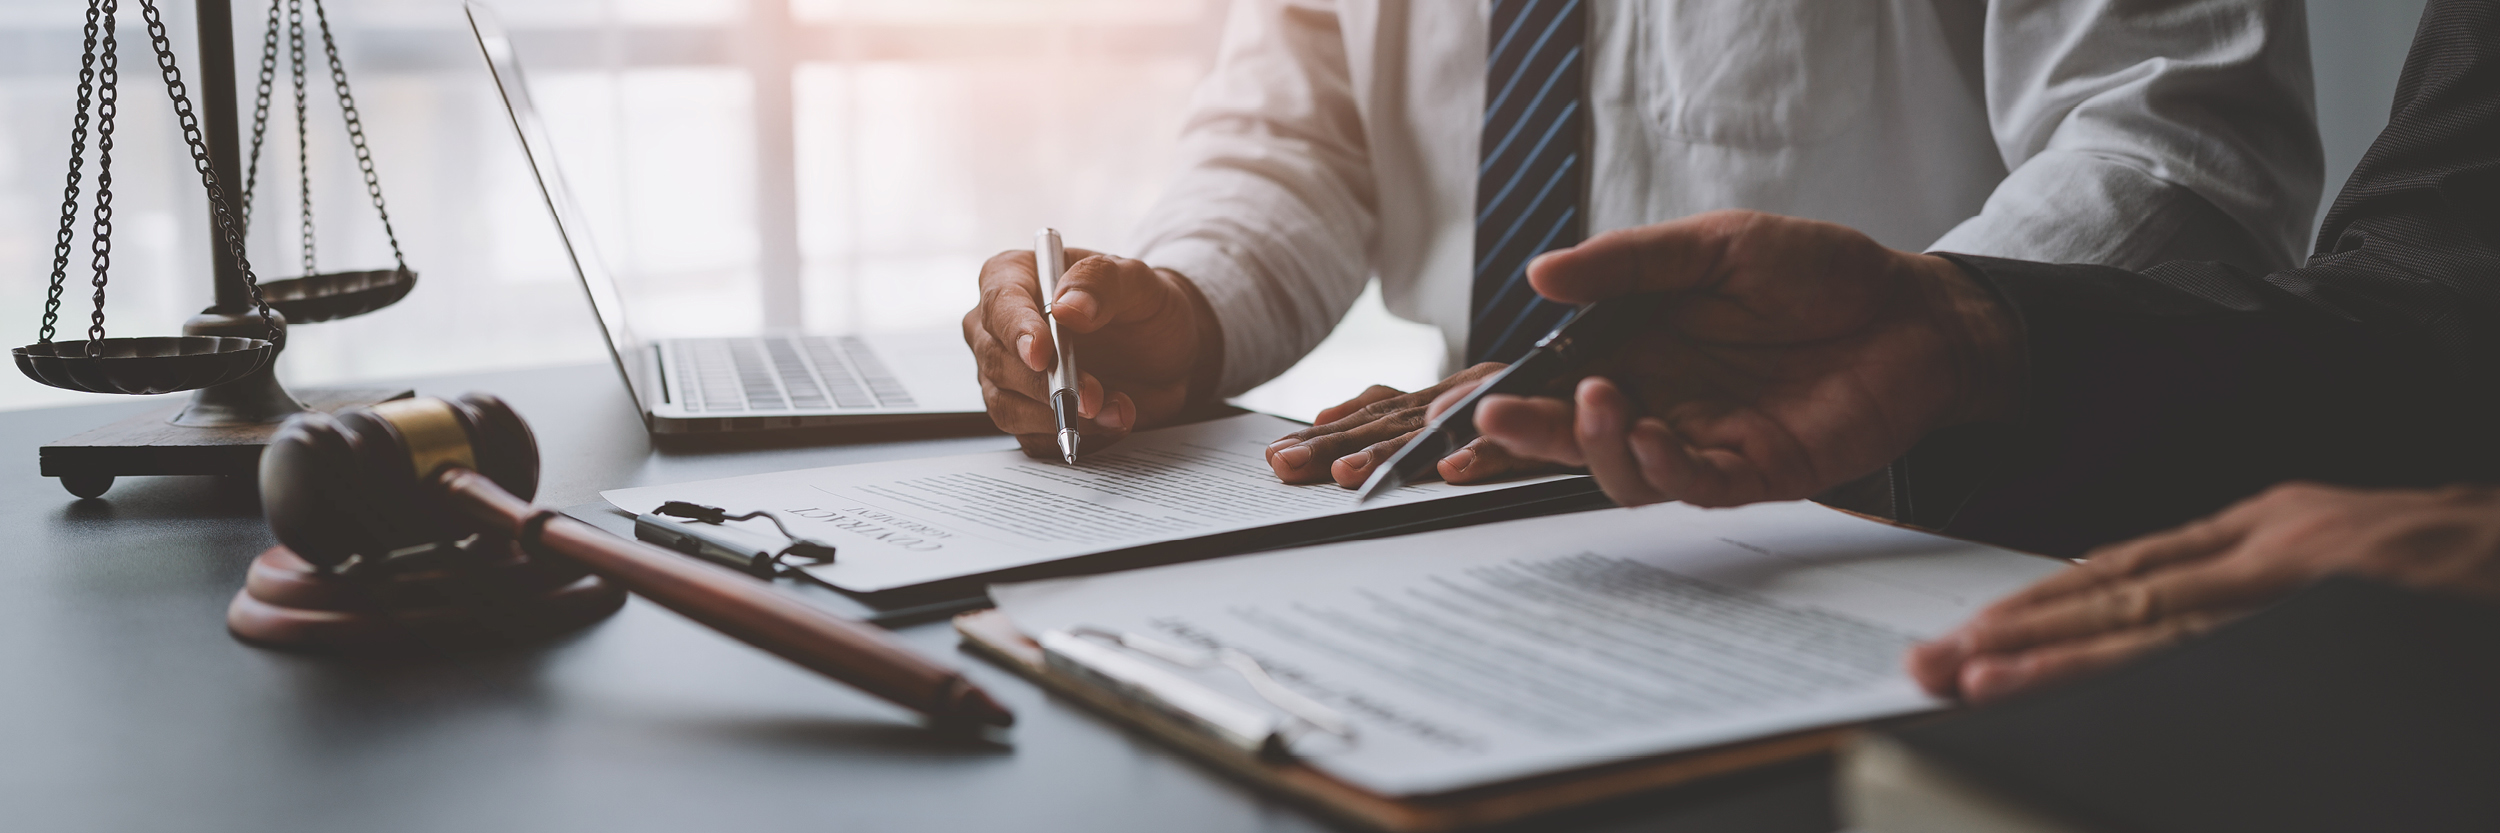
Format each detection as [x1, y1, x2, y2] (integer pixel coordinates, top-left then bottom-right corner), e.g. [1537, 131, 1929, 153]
[1443, 448, 1477, 473]
[1017, 334, 1037, 367]
[1341, 450, 1371, 471]
[1964, 658, 2016, 701]
[1057, 290, 1097, 321]
[1098, 402, 1128, 430]
[1275, 445, 1311, 469]
[1958, 663, 1993, 701]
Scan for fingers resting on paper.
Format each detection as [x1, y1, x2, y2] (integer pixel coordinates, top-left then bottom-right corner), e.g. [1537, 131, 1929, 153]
[1908, 482, 2500, 704]
[1262, 363, 1556, 488]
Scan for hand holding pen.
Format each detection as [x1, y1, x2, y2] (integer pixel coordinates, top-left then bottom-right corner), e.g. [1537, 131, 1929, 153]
[964, 232, 1221, 461]
[1455, 210, 2024, 509]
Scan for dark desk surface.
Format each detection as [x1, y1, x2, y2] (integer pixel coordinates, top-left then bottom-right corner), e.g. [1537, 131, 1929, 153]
[0, 363, 1835, 833]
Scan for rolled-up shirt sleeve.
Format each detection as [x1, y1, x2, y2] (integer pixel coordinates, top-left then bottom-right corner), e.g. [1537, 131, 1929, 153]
[1130, 0, 1379, 397]
[1910, 0, 2500, 556]
[1927, 0, 2323, 272]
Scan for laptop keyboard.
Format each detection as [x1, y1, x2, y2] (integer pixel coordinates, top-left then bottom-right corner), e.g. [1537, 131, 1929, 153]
[673, 335, 917, 413]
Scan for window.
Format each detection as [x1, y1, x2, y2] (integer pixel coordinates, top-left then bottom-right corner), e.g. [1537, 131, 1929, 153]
[0, 0, 1227, 410]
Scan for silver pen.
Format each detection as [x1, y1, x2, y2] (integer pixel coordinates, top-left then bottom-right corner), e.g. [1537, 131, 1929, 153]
[1036, 228, 1082, 464]
[1354, 293, 1669, 502]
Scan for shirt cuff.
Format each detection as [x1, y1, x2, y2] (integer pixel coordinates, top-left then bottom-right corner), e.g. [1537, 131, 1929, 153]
[1927, 152, 2294, 274]
[1136, 236, 1294, 399]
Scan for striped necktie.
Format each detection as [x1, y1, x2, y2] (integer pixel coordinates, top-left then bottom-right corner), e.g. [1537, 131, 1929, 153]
[1468, 0, 1587, 365]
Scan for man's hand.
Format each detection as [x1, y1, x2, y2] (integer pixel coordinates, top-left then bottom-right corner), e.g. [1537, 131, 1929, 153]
[1909, 482, 2500, 704]
[1262, 363, 1551, 487]
[964, 248, 1219, 459]
[1462, 209, 2025, 508]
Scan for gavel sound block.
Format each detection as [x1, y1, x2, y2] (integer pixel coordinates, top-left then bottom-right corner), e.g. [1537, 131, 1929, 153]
[227, 394, 619, 648]
[230, 393, 1011, 728]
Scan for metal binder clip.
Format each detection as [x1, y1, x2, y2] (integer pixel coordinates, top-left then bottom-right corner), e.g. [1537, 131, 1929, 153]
[1040, 627, 1355, 760]
[632, 501, 838, 579]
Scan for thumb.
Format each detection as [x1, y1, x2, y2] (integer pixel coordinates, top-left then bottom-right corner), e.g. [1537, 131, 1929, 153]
[1527, 213, 1738, 304]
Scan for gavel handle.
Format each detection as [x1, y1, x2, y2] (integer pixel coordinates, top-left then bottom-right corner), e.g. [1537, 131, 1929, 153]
[434, 468, 1012, 728]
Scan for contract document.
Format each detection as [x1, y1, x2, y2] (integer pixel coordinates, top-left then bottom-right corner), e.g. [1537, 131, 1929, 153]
[602, 413, 1582, 594]
[988, 500, 2067, 797]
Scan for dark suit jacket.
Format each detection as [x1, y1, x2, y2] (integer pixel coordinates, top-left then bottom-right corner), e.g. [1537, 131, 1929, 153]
[1908, 0, 2500, 557]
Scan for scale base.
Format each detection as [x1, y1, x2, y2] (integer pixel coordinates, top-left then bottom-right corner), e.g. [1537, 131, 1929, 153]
[38, 387, 413, 497]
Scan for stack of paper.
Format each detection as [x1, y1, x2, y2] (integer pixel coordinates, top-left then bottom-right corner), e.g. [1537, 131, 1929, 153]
[989, 501, 2067, 797]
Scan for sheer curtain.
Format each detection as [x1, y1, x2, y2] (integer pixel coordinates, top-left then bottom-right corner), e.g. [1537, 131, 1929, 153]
[0, 0, 1224, 410]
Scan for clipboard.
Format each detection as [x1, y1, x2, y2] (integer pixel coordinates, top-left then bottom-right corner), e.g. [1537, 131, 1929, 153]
[955, 608, 1854, 833]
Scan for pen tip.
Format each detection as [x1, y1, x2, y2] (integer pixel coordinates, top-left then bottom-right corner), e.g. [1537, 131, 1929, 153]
[1354, 470, 1396, 504]
[1058, 431, 1080, 465]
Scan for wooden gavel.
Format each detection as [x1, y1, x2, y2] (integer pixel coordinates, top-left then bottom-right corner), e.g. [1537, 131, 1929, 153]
[247, 393, 1011, 728]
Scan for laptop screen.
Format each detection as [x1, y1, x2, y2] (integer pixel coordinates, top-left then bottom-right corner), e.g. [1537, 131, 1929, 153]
[467, 2, 651, 413]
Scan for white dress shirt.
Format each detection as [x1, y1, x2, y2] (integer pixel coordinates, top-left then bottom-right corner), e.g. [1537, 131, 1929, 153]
[1129, 0, 2323, 396]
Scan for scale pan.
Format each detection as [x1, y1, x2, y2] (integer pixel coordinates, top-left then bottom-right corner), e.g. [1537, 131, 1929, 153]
[261, 268, 417, 323]
[13, 336, 276, 395]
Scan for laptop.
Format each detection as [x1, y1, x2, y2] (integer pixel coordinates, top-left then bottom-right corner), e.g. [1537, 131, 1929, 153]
[467, 3, 987, 435]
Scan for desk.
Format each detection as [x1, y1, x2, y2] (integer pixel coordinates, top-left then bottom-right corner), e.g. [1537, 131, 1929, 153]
[0, 362, 1836, 833]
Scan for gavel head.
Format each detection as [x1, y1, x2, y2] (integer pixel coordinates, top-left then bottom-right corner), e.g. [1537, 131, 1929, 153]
[261, 393, 540, 569]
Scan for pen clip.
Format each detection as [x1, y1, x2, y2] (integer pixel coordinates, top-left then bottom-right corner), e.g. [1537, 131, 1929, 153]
[1056, 626, 1357, 757]
[639, 501, 838, 579]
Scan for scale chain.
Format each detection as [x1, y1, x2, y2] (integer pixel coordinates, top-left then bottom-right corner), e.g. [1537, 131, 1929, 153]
[314, 0, 404, 271]
[239, 0, 406, 276]
[141, 0, 277, 341]
[291, 0, 313, 276]
[242, 0, 320, 276]
[242, 0, 278, 235]
[35, 0, 393, 356]
[39, 0, 107, 345]
[86, 0, 119, 350]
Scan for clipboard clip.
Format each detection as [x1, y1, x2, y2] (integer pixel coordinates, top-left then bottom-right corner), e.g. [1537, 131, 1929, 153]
[1040, 626, 1356, 761]
[632, 501, 837, 579]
